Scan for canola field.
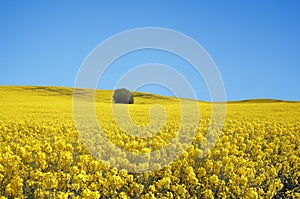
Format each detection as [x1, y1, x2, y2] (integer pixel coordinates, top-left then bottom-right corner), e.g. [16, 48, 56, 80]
[0, 86, 299, 199]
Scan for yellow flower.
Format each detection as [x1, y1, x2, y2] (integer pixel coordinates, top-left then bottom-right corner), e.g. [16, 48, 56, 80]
[203, 189, 214, 199]
[209, 174, 219, 185]
[119, 191, 129, 199]
[5, 183, 13, 195]
[197, 167, 207, 177]
[245, 188, 258, 199]
[224, 164, 234, 175]
[44, 144, 53, 154]
[239, 175, 248, 186]
[148, 185, 156, 192]
[81, 188, 100, 199]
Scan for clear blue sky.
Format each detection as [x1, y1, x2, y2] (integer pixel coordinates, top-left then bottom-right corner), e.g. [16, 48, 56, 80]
[0, 1, 299, 101]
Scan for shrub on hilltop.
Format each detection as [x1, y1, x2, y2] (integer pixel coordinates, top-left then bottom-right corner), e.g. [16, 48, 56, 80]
[113, 88, 134, 104]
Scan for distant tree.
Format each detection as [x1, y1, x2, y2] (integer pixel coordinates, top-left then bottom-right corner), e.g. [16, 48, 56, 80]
[113, 88, 134, 104]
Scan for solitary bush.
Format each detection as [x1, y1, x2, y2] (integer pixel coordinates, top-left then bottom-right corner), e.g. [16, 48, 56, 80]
[113, 88, 134, 104]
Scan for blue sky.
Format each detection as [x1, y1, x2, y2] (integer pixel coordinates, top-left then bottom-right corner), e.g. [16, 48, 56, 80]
[0, 1, 299, 101]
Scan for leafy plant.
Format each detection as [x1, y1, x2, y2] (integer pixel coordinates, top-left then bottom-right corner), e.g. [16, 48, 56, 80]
[113, 88, 134, 104]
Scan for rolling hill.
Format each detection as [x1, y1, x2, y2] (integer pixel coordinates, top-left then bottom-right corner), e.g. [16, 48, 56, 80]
[0, 86, 299, 198]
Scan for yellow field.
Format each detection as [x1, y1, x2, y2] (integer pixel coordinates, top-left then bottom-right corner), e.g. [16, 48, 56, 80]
[0, 86, 299, 198]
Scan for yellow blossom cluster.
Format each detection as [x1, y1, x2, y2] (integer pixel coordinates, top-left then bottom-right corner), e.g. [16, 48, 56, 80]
[0, 86, 299, 198]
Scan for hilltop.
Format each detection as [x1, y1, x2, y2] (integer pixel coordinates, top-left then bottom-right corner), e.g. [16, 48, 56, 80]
[0, 86, 297, 104]
[0, 86, 299, 198]
[0, 86, 180, 104]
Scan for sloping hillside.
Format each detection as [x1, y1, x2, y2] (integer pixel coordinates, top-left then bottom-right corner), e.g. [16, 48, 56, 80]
[0, 86, 299, 198]
[0, 86, 181, 104]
